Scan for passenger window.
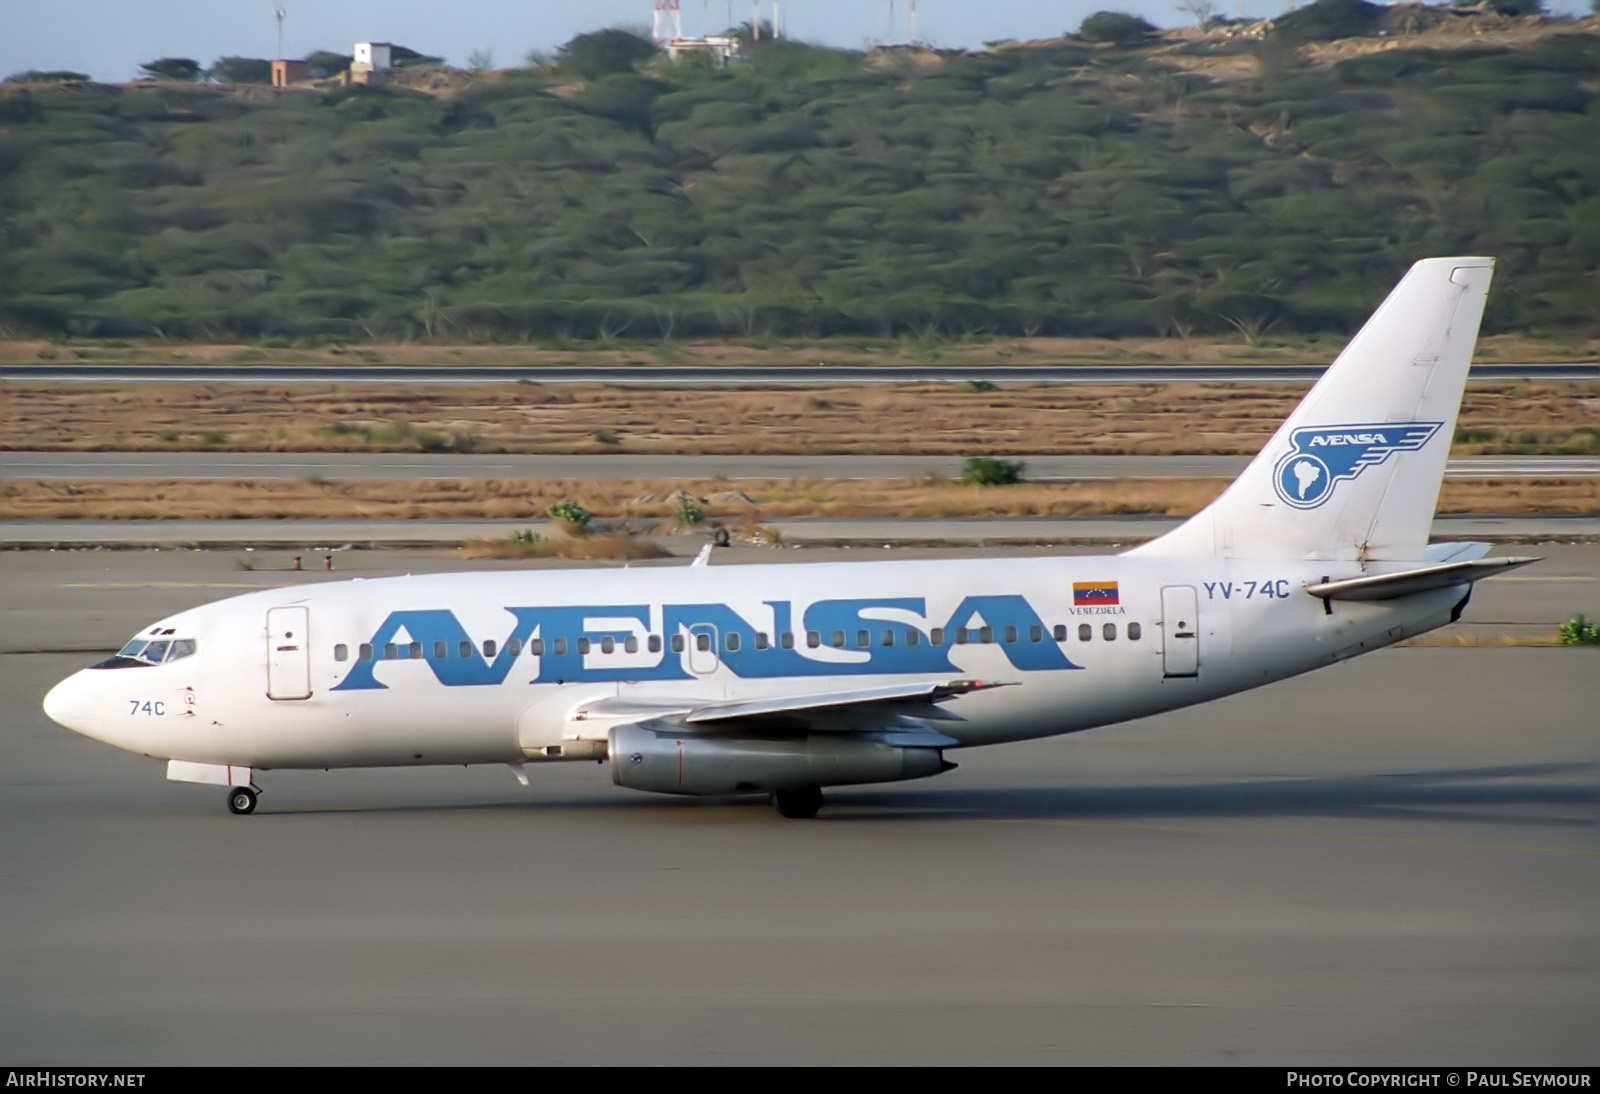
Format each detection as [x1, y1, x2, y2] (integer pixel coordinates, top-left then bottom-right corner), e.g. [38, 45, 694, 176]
[1103, 623, 1116, 641]
[601, 636, 615, 654]
[1128, 623, 1142, 641]
[781, 632, 795, 649]
[359, 643, 373, 662]
[625, 636, 638, 654]
[671, 635, 684, 653]
[1004, 626, 1017, 644]
[906, 630, 920, 647]
[1078, 625, 1092, 642]
[1029, 626, 1042, 644]
[725, 633, 741, 652]
[553, 638, 568, 656]
[856, 630, 869, 648]
[434, 641, 447, 660]
[955, 628, 969, 645]
[1053, 625, 1067, 642]
[882, 629, 895, 647]
[483, 640, 497, 658]
[980, 626, 994, 644]
[530, 639, 545, 656]
[334, 644, 348, 662]
[408, 641, 422, 660]
[930, 627, 944, 646]
[384, 642, 398, 660]
[648, 635, 661, 654]
[755, 633, 769, 650]
[577, 638, 591, 655]
[806, 631, 820, 649]
[695, 633, 711, 652]
[507, 638, 522, 657]
[831, 630, 845, 648]
[459, 640, 472, 659]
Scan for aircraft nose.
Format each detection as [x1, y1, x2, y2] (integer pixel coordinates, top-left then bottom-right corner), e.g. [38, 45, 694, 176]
[43, 670, 100, 737]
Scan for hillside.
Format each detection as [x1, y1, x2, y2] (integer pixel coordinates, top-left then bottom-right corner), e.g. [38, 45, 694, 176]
[1, 14, 1596, 343]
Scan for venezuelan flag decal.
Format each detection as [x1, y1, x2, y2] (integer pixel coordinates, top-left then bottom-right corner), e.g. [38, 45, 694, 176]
[1073, 581, 1119, 606]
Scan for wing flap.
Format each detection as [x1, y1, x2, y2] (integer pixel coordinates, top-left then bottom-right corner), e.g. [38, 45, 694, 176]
[575, 679, 1007, 736]
[1306, 555, 1538, 601]
[684, 678, 1009, 725]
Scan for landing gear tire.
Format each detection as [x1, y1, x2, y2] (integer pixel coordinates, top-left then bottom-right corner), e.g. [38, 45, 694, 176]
[772, 787, 823, 819]
[227, 786, 258, 815]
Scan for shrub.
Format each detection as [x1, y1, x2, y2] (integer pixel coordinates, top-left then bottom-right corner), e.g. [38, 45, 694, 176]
[1077, 12, 1157, 46]
[1274, 0, 1382, 43]
[1557, 614, 1599, 645]
[961, 456, 1025, 485]
[139, 58, 203, 82]
[547, 497, 592, 532]
[675, 498, 705, 525]
[556, 30, 657, 81]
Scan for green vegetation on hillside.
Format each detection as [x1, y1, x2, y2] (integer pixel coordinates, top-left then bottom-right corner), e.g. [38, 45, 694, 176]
[1, 21, 1597, 342]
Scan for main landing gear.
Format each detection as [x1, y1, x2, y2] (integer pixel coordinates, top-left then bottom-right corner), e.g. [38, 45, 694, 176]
[771, 787, 824, 819]
[227, 785, 259, 815]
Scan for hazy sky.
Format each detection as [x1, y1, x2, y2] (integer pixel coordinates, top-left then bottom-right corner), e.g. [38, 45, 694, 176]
[5, 0, 1290, 82]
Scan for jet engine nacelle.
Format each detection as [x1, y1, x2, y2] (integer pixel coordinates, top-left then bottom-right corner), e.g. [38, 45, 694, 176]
[608, 722, 950, 796]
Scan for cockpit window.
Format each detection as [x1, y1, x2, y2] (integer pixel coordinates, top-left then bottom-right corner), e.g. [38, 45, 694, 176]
[92, 636, 198, 669]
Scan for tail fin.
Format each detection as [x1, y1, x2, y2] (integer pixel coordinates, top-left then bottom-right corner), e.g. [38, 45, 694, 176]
[1130, 257, 1494, 562]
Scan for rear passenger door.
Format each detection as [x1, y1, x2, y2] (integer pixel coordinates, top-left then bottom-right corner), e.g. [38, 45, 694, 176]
[1160, 586, 1199, 678]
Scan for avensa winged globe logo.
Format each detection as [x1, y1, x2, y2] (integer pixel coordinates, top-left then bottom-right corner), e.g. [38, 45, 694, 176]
[1272, 422, 1441, 509]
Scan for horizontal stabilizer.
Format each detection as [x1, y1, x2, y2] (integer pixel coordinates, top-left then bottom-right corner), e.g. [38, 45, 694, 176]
[1306, 556, 1538, 601]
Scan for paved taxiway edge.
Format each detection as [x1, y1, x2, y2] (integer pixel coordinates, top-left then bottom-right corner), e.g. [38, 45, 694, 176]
[2, 514, 1595, 550]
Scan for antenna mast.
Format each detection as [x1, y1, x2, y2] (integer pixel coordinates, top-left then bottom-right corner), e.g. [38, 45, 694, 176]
[653, 0, 682, 44]
[274, 5, 286, 59]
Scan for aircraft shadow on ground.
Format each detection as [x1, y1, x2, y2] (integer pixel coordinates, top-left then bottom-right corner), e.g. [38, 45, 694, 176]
[823, 760, 1598, 828]
[276, 760, 1597, 829]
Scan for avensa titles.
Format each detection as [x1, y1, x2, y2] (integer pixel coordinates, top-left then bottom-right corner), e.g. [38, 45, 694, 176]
[333, 593, 1085, 690]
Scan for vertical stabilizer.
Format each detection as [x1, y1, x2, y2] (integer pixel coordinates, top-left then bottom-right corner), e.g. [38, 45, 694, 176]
[1130, 257, 1494, 562]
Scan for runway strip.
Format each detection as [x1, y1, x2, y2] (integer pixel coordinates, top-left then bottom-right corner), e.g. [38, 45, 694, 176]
[7, 361, 1596, 383]
[6, 451, 1596, 482]
[4, 514, 1597, 549]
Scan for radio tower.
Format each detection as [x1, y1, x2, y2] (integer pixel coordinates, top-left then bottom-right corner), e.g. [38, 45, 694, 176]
[886, 0, 918, 44]
[653, 0, 683, 43]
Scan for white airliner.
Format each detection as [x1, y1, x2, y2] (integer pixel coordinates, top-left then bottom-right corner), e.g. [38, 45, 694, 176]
[43, 257, 1536, 817]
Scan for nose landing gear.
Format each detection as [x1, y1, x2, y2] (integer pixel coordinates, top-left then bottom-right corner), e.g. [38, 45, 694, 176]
[227, 785, 259, 815]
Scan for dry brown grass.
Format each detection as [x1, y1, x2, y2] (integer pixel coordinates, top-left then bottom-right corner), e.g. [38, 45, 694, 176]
[3, 380, 1595, 456]
[460, 532, 669, 560]
[3, 476, 1592, 521]
[1398, 632, 1564, 647]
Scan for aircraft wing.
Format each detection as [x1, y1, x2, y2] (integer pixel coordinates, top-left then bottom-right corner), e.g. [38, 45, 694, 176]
[578, 678, 1008, 739]
[684, 678, 1008, 725]
[1306, 555, 1538, 602]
